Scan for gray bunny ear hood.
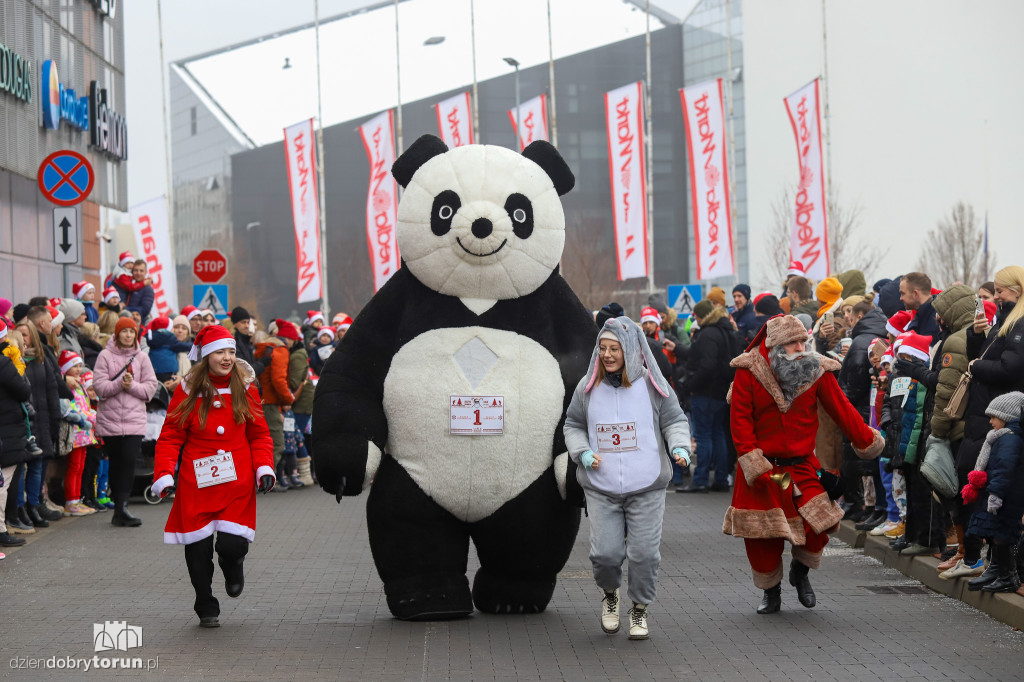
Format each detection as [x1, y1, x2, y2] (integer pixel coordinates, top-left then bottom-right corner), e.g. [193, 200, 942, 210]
[582, 316, 670, 397]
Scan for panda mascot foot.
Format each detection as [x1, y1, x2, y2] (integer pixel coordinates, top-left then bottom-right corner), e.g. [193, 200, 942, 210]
[472, 567, 556, 614]
[385, 573, 475, 621]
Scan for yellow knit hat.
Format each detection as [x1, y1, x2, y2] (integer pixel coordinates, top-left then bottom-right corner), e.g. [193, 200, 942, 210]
[816, 277, 843, 318]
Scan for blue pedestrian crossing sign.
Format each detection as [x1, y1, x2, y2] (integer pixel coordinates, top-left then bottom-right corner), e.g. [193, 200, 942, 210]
[193, 284, 229, 319]
[667, 284, 703, 318]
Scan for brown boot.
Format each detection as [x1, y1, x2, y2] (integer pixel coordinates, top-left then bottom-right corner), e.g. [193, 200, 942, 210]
[936, 525, 965, 571]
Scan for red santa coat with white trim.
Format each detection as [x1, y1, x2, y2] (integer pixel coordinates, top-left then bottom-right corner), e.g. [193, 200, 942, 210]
[154, 367, 274, 545]
[722, 340, 884, 545]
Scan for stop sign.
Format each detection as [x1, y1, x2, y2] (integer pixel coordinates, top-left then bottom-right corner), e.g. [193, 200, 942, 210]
[193, 248, 227, 284]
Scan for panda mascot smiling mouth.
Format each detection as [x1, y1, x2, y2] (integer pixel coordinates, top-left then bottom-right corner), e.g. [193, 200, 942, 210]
[311, 134, 597, 621]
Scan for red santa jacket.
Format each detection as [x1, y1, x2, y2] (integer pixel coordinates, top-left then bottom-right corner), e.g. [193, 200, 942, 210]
[153, 364, 274, 545]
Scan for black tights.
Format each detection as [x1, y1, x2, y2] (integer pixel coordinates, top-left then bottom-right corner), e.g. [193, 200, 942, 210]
[183, 532, 249, 618]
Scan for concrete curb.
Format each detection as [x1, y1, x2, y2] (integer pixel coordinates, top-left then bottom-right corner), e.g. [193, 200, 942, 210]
[837, 520, 1024, 630]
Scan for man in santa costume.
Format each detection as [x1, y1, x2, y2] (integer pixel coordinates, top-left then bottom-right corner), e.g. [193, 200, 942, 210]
[150, 325, 276, 627]
[724, 315, 884, 614]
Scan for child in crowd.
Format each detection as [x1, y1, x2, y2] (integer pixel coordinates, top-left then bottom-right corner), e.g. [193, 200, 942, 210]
[868, 338, 902, 537]
[72, 281, 99, 324]
[59, 351, 98, 516]
[309, 325, 336, 375]
[961, 392, 1024, 593]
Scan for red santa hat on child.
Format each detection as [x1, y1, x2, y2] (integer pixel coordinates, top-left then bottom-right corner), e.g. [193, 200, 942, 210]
[118, 251, 135, 268]
[639, 306, 662, 326]
[304, 310, 325, 326]
[59, 350, 83, 375]
[317, 326, 336, 341]
[72, 281, 94, 300]
[147, 316, 171, 339]
[895, 332, 932, 363]
[273, 319, 302, 341]
[885, 309, 916, 337]
[180, 305, 202, 321]
[102, 286, 120, 304]
[81, 370, 93, 390]
[48, 305, 65, 326]
[332, 313, 353, 330]
[787, 260, 806, 278]
[187, 324, 236, 362]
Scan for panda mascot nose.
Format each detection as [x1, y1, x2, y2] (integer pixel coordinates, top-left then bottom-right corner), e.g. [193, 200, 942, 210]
[471, 218, 493, 239]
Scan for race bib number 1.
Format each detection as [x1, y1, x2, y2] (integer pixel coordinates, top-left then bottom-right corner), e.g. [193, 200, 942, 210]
[194, 452, 238, 488]
[450, 395, 504, 435]
[596, 422, 639, 453]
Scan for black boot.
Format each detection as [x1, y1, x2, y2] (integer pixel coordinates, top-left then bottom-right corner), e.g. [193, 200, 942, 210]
[756, 584, 782, 614]
[18, 505, 44, 529]
[982, 544, 1021, 593]
[855, 509, 886, 531]
[111, 502, 142, 527]
[968, 544, 1000, 591]
[789, 559, 817, 608]
[24, 504, 49, 528]
[215, 532, 249, 598]
[185, 537, 220, 625]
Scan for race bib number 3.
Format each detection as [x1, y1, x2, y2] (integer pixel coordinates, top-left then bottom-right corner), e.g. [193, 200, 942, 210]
[596, 422, 639, 453]
[450, 395, 504, 436]
[194, 452, 238, 488]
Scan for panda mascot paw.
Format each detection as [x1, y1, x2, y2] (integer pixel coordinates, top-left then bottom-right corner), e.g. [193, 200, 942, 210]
[312, 134, 596, 620]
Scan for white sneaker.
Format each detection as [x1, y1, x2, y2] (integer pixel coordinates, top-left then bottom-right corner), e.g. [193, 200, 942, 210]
[939, 557, 985, 580]
[628, 603, 649, 640]
[869, 520, 898, 536]
[600, 589, 620, 634]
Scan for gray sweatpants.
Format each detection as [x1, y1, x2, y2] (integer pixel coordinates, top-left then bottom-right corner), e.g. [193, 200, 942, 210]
[584, 486, 666, 605]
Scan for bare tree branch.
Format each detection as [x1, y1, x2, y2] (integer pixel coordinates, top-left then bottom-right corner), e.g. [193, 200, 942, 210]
[915, 201, 989, 289]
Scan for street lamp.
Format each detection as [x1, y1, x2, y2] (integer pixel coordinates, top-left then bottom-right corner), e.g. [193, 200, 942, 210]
[504, 57, 520, 149]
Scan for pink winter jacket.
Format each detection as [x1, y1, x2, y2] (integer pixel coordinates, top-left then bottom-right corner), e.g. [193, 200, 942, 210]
[92, 337, 158, 437]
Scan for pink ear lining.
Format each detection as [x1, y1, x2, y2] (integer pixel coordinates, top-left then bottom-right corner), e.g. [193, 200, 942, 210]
[647, 372, 669, 398]
[583, 354, 600, 393]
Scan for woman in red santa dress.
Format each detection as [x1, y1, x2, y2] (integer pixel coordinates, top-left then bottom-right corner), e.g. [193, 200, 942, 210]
[150, 324, 276, 628]
[723, 315, 884, 614]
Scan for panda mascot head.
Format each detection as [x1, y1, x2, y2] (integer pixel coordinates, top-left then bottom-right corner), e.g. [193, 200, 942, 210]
[392, 135, 575, 306]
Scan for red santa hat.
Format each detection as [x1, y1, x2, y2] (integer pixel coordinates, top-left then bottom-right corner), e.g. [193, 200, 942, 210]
[752, 291, 774, 308]
[333, 313, 353, 330]
[885, 309, 916, 337]
[81, 370, 94, 390]
[896, 331, 932, 363]
[787, 260, 806, 278]
[274, 318, 302, 341]
[147, 316, 172, 339]
[187, 324, 236, 362]
[48, 297, 62, 309]
[59, 350, 83, 375]
[180, 305, 202, 321]
[0, 318, 7, 341]
[639, 306, 662, 326]
[317, 326, 336, 341]
[48, 305, 65, 326]
[881, 347, 894, 367]
[72, 281, 94, 300]
[304, 310, 325, 326]
[983, 299, 998, 327]
[102, 286, 120, 304]
[118, 251, 135, 268]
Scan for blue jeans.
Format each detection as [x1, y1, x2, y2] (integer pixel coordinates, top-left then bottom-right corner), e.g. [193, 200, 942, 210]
[294, 413, 311, 460]
[97, 458, 110, 498]
[880, 459, 899, 522]
[690, 395, 730, 488]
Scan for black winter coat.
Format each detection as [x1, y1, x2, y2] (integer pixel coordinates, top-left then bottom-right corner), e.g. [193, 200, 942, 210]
[966, 421, 1024, 543]
[23, 353, 61, 458]
[907, 299, 941, 344]
[839, 307, 889, 421]
[680, 316, 735, 401]
[79, 334, 103, 370]
[0, 343, 33, 467]
[963, 307, 1024, 443]
[732, 304, 758, 341]
[41, 344, 73, 401]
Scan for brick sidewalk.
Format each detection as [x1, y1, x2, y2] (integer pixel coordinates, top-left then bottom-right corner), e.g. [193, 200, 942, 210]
[2, 487, 1022, 681]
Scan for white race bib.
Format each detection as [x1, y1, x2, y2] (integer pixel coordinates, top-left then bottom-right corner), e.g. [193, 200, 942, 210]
[596, 422, 639, 453]
[890, 376, 913, 407]
[283, 416, 296, 432]
[193, 452, 238, 488]
[450, 395, 504, 435]
[317, 345, 333, 361]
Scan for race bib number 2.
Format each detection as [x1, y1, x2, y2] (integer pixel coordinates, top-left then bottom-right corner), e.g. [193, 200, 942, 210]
[596, 422, 639, 453]
[194, 451, 238, 488]
[450, 395, 504, 435]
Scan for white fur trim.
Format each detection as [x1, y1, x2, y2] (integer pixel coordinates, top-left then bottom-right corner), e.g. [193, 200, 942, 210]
[383, 327, 564, 522]
[553, 452, 569, 500]
[898, 345, 930, 363]
[363, 442, 382, 491]
[185, 309, 201, 321]
[305, 312, 325, 326]
[151, 474, 174, 497]
[201, 337, 235, 358]
[397, 145, 564, 302]
[640, 312, 661, 325]
[60, 356, 83, 374]
[164, 519, 255, 545]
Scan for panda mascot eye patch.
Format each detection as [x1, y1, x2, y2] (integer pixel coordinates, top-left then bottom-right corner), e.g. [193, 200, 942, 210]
[504, 193, 534, 240]
[431, 189, 461, 236]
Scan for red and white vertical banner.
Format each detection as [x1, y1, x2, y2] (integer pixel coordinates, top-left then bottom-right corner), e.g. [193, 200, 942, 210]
[129, 196, 178, 316]
[435, 92, 473, 148]
[283, 118, 323, 304]
[604, 81, 648, 281]
[784, 78, 830, 281]
[680, 79, 735, 280]
[508, 94, 548, 150]
[358, 110, 400, 292]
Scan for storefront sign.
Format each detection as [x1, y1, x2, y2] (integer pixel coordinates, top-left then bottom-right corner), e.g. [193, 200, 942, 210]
[89, 82, 128, 161]
[40, 60, 89, 131]
[0, 41, 33, 104]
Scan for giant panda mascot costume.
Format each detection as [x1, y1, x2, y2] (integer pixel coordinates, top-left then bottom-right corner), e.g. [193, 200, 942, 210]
[312, 135, 596, 620]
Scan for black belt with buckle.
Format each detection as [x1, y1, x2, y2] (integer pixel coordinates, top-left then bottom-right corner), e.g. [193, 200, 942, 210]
[766, 456, 804, 467]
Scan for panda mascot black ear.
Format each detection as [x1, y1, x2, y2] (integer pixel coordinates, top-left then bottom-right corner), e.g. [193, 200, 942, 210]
[392, 134, 449, 188]
[522, 140, 575, 196]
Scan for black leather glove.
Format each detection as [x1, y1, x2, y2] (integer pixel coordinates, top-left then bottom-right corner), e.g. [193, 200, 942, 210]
[817, 469, 844, 501]
[895, 358, 922, 380]
[161, 485, 176, 499]
[257, 474, 275, 494]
